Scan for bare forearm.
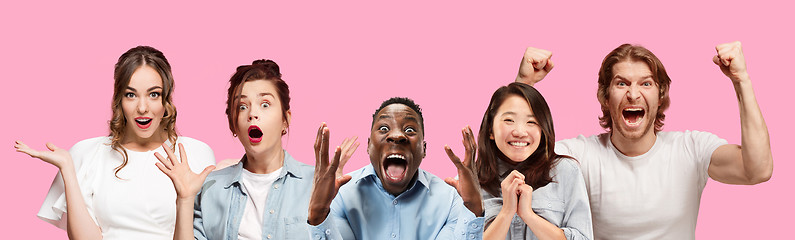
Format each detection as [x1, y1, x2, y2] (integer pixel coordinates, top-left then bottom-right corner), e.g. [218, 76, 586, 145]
[734, 78, 773, 183]
[174, 198, 195, 240]
[62, 166, 102, 240]
[521, 213, 565, 240]
[484, 210, 513, 240]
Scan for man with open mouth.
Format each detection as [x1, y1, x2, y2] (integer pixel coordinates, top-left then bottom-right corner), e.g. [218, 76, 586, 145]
[515, 42, 774, 239]
[307, 97, 485, 240]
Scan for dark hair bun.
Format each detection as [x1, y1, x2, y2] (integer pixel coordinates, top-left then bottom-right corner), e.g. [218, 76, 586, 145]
[252, 59, 280, 78]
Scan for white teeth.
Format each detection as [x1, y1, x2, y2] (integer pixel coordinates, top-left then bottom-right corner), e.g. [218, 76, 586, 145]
[387, 154, 405, 160]
[624, 108, 643, 111]
[509, 142, 528, 147]
[135, 119, 150, 123]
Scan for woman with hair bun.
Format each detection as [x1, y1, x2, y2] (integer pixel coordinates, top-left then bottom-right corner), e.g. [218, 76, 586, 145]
[14, 46, 216, 240]
[156, 59, 358, 240]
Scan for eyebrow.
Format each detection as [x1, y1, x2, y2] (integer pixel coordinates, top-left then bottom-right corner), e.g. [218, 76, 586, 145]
[377, 114, 419, 123]
[126, 86, 163, 92]
[500, 111, 534, 118]
[613, 74, 653, 80]
[235, 92, 275, 100]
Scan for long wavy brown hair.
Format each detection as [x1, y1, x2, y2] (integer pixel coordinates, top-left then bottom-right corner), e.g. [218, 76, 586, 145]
[109, 46, 177, 178]
[597, 44, 672, 132]
[475, 83, 569, 196]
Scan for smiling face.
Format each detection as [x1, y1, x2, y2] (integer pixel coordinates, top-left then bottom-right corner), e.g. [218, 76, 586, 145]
[490, 94, 542, 163]
[121, 65, 166, 142]
[234, 79, 290, 157]
[604, 60, 660, 141]
[368, 103, 426, 196]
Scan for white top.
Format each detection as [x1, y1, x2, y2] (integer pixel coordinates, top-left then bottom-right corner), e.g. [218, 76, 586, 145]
[555, 131, 727, 240]
[37, 136, 216, 240]
[238, 167, 283, 240]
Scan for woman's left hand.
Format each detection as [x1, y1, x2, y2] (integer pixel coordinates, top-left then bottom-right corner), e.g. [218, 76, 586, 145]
[155, 143, 215, 200]
[517, 183, 535, 220]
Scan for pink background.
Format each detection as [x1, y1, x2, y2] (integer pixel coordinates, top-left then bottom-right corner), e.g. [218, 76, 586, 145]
[2, 1, 791, 238]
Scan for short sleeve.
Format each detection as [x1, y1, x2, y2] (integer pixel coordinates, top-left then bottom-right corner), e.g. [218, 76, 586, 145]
[37, 137, 104, 229]
[686, 130, 728, 183]
[178, 137, 216, 172]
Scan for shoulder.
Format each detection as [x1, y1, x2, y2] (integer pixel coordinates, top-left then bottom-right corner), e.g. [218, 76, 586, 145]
[284, 152, 315, 177]
[71, 136, 111, 152]
[658, 130, 726, 145]
[551, 157, 583, 179]
[419, 169, 457, 195]
[176, 136, 213, 151]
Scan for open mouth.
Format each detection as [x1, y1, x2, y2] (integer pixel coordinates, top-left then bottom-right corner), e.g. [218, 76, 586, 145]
[622, 108, 645, 126]
[508, 141, 529, 147]
[383, 154, 408, 182]
[135, 117, 152, 129]
[248, 125, 263, 143]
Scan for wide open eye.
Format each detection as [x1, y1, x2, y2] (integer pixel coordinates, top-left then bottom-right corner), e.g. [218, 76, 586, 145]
[149, 92, 161, 98]
[378, 126, 389, 132]
[239, 104, 248, 111]
[261, 102, 270, 108]
[405, 127, 416, 133]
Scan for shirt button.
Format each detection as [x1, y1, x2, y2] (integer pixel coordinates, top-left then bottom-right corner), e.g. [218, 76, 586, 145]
[391, 233, 396, 238]
[325, 229, 332, 235]
[548, 203, 552, 208]
[269, 209, 275, 214]
[267, 234, 272, 239]
[392, 200, 398, 205]
[274, 184, 279, 189]
[463, 219, 468, 224]
[470, 234, 475, 239]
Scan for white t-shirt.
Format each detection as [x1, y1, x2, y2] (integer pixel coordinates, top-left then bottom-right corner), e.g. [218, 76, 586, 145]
[238, 167, 283, 240]
[37, 136, 216, 240]
[555, 131, 727, 240]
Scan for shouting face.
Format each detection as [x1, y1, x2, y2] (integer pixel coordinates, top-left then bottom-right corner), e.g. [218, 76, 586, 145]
[605, 60, 660, 141]
[368, 103, 426, 196]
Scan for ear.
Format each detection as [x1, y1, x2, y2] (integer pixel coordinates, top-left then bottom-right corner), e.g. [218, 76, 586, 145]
[422, 141, 427, 158]
[366, 138, 371, 155]
[284, 109, 292, 128]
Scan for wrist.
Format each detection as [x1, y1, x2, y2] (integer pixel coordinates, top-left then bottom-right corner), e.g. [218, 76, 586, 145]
[176, 196, 195, 205]
[307, 207, 329, 226]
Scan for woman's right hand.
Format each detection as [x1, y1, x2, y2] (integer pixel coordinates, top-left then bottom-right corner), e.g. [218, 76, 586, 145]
[14, 140, 73, 170]
[155, 143, 215, 200]
[499, 170, 525, 216]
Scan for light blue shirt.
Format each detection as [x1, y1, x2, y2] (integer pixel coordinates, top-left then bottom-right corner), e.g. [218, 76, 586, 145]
[193, 151, 314, 240]
[482, 158, 593, 240]
[310, 164, 485, 240]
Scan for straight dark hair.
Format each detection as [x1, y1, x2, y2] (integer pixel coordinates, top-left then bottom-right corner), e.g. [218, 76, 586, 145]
[475, 82, 570, 196]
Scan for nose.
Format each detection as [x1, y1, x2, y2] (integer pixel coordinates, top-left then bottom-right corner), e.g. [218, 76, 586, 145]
[386, 130, 408, 144]
[247, 110, 259, 122]
[511, 126, 529, 138]
[137, 98, 149, 114]
[626, 85, 641, 101]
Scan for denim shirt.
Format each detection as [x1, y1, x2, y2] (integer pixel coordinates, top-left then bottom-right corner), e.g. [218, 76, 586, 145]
[482, 158, 593, 240]
[193, 151, 314, 240]
[309, 164, 485, 240]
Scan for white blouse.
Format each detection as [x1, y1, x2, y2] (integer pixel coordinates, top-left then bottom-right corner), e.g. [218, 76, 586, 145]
[37, 136, 216, 240]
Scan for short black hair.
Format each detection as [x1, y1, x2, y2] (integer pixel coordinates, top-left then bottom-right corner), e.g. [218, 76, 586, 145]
[371, 97, 424, 132]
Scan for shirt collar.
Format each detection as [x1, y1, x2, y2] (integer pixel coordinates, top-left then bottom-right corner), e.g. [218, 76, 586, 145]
[223, 150, 304, 189]
[354, 164, 431, 191]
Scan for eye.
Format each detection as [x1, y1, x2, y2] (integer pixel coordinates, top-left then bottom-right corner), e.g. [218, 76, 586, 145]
[642, 82, 652, 87]
[378, 126, 389, 132]
[617, 82, 627, 87]
[504, 118, 514, 123]
[238, 104, 248, 111]
[124, 92, 135, 98]
[405, 127, 416, 133]
[149, 92, 161, 98]
[527, 120, 538, 125]
[261, 102, 270, 108]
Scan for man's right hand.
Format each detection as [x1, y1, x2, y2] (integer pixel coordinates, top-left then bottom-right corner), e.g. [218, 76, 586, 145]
[515, 47, 554, 86]
[308, 123, 357, 225]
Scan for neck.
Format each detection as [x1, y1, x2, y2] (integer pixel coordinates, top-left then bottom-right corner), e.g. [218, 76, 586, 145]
[121, 130, 169, 152]
[610, 130, 656, 157]
[243, 148, 285, 174]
